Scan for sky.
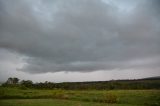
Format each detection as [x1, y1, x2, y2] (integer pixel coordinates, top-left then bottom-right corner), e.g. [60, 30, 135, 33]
[0, 0, 160, 83]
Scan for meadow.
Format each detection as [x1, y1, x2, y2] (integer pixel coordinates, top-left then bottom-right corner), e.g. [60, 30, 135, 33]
[0, 87, 160, 106]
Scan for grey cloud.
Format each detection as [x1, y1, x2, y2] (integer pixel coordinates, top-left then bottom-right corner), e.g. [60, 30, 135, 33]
[0, 0, 160, 73]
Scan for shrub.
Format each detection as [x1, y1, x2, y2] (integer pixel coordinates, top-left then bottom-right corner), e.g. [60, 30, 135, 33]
[19, 85, 28, 90]
[92, 93, 117, 103]
[103, 93, 117, 103]
[52, 91, 69, 99]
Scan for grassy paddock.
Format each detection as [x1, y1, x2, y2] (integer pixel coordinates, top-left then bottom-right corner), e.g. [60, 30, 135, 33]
[0, 99, 139, 106]
[0, 87, 160, 106]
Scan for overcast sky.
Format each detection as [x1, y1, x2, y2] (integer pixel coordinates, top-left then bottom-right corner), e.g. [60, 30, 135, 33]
[0, 0, 160, 82]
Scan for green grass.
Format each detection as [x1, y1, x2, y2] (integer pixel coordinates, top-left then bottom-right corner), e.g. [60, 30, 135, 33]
[0, 99, 139, 106]
[0, 87, 160, 106]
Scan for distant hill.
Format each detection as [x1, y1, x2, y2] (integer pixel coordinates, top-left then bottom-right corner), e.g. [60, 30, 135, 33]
[141, 76, 160, 80]
[52, 76, 160, 90]
[2, 76, 160, 90]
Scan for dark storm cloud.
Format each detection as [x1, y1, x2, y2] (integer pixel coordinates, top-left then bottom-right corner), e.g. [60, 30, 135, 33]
[0, 0, 160, 73]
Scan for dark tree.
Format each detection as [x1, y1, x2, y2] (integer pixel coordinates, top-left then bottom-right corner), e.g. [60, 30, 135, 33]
[20, 80, 33, 87]
[6, 77, 19, 84]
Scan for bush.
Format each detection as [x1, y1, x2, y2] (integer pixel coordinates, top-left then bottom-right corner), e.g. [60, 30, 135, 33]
[52, 91, 69, 99]
[19, 85, 28, 90]
[92, 93, 117, 103]
[103, 93, 117, 103]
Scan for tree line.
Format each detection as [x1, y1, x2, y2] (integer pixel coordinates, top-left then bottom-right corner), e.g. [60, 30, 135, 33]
[1, 77, 160, 90]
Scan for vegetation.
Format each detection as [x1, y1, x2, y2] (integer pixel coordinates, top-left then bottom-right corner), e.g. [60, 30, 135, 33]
[0, 77, 160, 106]
[2, 77, 160, 90]
[0, 99, 140, 106]
[0, 87, 160, 106]
[5, 77, 19, 85]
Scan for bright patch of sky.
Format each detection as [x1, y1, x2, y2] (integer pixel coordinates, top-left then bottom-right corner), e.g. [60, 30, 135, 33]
[102, 0, 140, 12]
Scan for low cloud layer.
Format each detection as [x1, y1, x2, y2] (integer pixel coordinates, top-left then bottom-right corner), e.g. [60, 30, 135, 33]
[0, 0, 160, 73]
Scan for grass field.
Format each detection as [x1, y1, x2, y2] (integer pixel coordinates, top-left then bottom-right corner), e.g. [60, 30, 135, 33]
[0, 99, 143, 106]
[0, 87, 160, 106]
